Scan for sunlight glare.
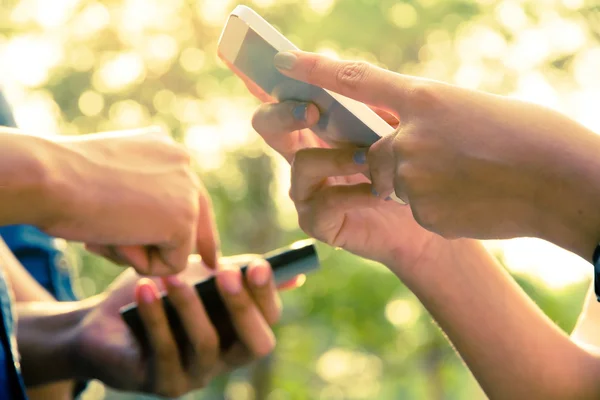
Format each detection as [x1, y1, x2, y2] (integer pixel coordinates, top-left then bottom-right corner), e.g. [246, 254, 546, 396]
[486, 238, 591, 289]
[13, 91, 61, 135]
[309, 0, 335, 15]
[108, 100, 147, 129]
[568, 89, 600, 133]
[11, 0, 81, 28]
[197, 0, 234, 26]
[185, 125, 225, 170]
[511, 72, 560, 110]
[542, 16, 586, 55]
[495, 0, 528, 32]
[93, 52, 145, 92]
[78, 90, 104, 117]
[505, 28, 551, 71]
[70, 2, 111, 39]
[2, 35, 63, 87]
[385, 298, 419, 328]
[573, 47, 600, 90]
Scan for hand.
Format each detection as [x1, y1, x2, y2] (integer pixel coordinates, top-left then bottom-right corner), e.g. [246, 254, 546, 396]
[249, 89, 441, 274]
[270, 50, 600, 260]
[42, 127, 219, 275]
[72, 255, 291, 397]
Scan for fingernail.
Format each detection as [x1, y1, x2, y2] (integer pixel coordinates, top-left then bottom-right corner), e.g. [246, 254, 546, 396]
[219, 268, 242, 294]
[353, 149, 367, 165]
[384, 195, 392, 201]
[371, 187, 379, 197]
[274, 52, 297, 70]
[138, 282, 156, 303]
[165, 275, 184, 287]
[250, 263, 270, 287]
[292, 103, 308, 121]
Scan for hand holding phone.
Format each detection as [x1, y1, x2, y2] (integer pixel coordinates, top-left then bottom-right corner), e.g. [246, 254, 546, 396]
[120, 240, 320, 352]
[217, 5, 394, 148]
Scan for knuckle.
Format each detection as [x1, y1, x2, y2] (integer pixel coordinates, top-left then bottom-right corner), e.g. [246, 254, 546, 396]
[291, 148, 311, 168]
[411, 206, 441, 233]
[391, 134, 410, 157]
[288, 186, 296, 203]
[406, 80, 444, 111]
[395, 162, 418, 187]
[155, 345, 177, 366]
[297, 212, 314, 237]
[305, 56, 321, 82]
[251, 108, 264, 133]
[335, 61, 371, 91]
[226, 292, 250, 314]
[198, 331, 220, 357]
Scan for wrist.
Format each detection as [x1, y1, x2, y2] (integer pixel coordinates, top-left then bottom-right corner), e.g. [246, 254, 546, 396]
[17, 298, 97, 385]
[28, 137, 98, 237]
[530, 129, 600, 262]
[386, 237, 483, 293]
[67, 295, 105, 381]
[0, 132, 64, 227]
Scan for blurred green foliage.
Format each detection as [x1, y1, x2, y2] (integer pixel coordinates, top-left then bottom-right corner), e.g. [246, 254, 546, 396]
[3, 0, 600, 398]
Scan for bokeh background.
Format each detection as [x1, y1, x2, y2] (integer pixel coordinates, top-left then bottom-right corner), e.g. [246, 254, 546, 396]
[2, 0, 600, 398]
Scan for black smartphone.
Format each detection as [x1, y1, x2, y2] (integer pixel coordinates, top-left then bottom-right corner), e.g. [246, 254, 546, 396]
[120, 239, 320, 352]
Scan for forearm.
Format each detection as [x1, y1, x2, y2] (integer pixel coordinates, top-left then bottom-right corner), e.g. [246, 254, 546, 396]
[16, 297, 100, 386]
[0, 128, 62, 228]
[530, 120, 600, 263]
[395, 238, 600, 399]
[0, 238, 77, 398]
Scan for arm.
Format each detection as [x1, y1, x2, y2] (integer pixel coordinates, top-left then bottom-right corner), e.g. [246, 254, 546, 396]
[395, 239, 600, 400]
[284, 143, 600, 398]
[13, 253, 287, 397]
[248, 94, 600, 400]
[0, 125, 219, 276]
[0, 239, 76, 400]
[0, 129, 58, 228]
[249, 50, 600, 398]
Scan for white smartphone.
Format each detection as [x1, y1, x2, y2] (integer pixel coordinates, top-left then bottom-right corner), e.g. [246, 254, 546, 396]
[217, 5, 394, 148]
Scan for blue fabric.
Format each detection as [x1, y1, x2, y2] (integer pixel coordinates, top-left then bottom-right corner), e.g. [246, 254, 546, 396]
[0, 91, 85, 398]
[0, 268, 27, 400]
[0, 225, 78, 302]
[0, 91, 29, 399]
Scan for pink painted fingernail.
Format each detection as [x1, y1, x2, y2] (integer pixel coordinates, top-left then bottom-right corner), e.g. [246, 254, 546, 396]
[219, 268, 242, 294]
[138, 281, 156, 304]
[251, 263, 270, 287]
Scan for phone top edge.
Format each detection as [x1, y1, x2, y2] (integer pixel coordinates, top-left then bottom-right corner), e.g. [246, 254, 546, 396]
[225, 5, 394, 138]
[217, 15, 247, 63]
[231, 5, 299, 52]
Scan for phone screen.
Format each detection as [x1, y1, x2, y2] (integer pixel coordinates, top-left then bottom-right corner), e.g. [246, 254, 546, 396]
[231, 27, 382, 147]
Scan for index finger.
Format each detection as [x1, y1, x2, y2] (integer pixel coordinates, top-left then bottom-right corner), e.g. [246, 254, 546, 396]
[273, 51, 408, 115]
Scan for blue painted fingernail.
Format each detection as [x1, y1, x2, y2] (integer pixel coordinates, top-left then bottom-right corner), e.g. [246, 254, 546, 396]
[384, 196, 392, 201]
[353, 149, 367, 165]
[293, 103, 307, 121]
[371, 187, 379, 197]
